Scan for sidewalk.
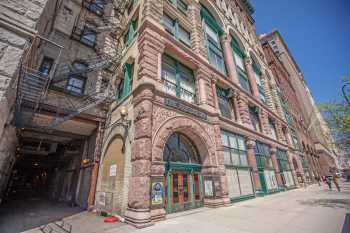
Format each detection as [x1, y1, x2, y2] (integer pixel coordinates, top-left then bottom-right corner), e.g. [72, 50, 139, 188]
[23, 182, 350, 233]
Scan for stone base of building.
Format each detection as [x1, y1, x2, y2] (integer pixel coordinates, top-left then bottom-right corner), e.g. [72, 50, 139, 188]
[150, 208, 166, 222]
[204, 197, 231, 208]
[124, 208, 154, 228]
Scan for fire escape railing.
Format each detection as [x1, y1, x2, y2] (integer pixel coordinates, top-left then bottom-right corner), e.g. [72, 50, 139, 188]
[15, 0, 131, 130]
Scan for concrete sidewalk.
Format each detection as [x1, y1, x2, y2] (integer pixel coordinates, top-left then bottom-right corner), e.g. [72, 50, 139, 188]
[23, 182, 350, 233]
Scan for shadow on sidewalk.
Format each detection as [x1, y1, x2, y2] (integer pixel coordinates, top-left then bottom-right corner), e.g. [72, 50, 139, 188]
[298, 198, 350, 210]
[341, 213, 350, 233]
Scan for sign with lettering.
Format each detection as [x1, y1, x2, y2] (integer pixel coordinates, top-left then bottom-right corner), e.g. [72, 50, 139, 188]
[109, 164, 117, 177]
[164, 98, 207, 120]
[151, 178, 164, 207]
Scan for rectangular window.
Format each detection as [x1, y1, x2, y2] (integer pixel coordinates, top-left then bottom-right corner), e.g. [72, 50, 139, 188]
[161, 54, 196, 103]
[254, 141, 273, 169]
[39, 57, 54, 76]
[269, 118, 277, 140]
[84, 0, 105, 16]
[124, 18, 138, 47]
[168, 0, 188, 15]
[162, 14, 191, 47]
[277, 149, 291, 171]
[249, 106, 261, 132]
[127, 0, 138, 15]
[216, 87, 234, 119]
[253, 62, 267, 104]
[67, 77, 85, 95]
[81, 26, 97, 48]
[116, 63, 134, 101]
[221, 130, 248, 167]
[204, 23, 225, 74]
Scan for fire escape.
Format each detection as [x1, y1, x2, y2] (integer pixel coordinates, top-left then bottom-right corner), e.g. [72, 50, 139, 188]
[15, 0, 130, 130]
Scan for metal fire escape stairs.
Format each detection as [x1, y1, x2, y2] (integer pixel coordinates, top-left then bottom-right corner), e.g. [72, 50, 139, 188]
[15, 0, 130, 130]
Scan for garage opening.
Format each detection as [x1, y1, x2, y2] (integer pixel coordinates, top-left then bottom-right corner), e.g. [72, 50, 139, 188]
[0, 129, 95, 233]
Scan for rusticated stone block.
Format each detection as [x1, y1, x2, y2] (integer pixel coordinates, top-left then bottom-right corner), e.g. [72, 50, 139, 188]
[134, 118, 152, 139]
[131, 159, 151, 177]
[132, 138, 152, 161]
[127, 176, 151, 209]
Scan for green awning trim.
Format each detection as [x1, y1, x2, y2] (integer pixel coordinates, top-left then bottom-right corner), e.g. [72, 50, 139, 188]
[200, 4, 224, 36]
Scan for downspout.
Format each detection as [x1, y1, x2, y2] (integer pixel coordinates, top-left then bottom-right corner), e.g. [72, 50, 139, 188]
[87, 121, 105, 210]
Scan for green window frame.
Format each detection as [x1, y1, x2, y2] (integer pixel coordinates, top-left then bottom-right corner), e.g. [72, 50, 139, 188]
[254, 141, 273, 170]
[168, 0, 188, 15]
[268, 118, 278, 140]
[277, 149, 291, 171]
[201, 5, 226, 74]
[124, 17, 138, 47]
[116, 63, 134, 102]
[231, 38, 251, 93]
[162, 13, 191, 47]
[249, 106, 261, 132]
[161, 54, 196, 103]
[290, 128, 301, 151]
[221, 130, 248, 167]
[127, 0, 138, 15]
[216, 86, 234, 119]
[252, 62, 267, 104]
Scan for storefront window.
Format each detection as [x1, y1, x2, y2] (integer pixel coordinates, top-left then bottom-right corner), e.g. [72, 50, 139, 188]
[221, 130, 248, 167]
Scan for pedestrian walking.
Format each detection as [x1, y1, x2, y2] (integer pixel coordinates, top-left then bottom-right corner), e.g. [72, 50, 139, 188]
[325, 175, 332, 190]
[333, 174, 341, 192]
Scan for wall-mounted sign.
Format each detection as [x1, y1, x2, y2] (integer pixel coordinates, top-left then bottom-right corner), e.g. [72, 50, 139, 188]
[99, 192, 106, 206]
[204, 179, 214, 198]
[164, 98, 207, 120]
[109, 164, 117, 177]
[151, 177, 164, 207]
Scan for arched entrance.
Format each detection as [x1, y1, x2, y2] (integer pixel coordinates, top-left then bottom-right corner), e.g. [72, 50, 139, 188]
[163, 133, 204, 213]
[98, 136, 126, 214]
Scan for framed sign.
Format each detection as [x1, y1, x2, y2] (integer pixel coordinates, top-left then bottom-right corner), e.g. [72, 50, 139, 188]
[151, 177, 164, 208]
[204, 177, 214, 198]
[109, 164, 117, 177]
[99, 192, 106, 206]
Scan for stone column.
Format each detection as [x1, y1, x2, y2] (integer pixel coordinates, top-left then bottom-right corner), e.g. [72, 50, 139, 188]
[270, 146, 283, 188]
[246, 138, 261, 192]
[124, 84, 154, 228]
[220, 34, 239, 85]
[232, 91, 242, 123]
[211, 78, 219, 111]
[244, 57, 260, 100]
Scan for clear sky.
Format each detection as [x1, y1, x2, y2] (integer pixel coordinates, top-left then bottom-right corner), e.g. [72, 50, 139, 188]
[250, 0, 350, 104]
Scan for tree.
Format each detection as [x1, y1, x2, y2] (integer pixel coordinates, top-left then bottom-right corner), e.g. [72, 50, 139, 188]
[319, 76, 350, 157]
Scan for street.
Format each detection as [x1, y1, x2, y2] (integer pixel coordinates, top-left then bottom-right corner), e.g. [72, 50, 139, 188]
[20, 182, 350, 233]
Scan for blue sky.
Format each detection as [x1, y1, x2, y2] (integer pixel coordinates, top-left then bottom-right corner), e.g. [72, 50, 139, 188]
[250, 0, 350, 104]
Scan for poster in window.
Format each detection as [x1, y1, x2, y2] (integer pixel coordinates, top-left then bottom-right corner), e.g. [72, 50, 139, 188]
[151, 180, 163, 206]
[204, 179, 214, 197]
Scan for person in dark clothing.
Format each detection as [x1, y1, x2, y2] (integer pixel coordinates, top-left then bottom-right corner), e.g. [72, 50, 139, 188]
[325, 176, 332, 190]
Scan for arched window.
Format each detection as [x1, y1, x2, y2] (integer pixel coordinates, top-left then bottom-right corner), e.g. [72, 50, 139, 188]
[201, 4, 226, 74]
[163, 133, 200, 164]
[231, 37, 251, 93]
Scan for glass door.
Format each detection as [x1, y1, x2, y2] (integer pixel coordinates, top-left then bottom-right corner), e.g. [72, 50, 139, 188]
[171, 172, 191, 212]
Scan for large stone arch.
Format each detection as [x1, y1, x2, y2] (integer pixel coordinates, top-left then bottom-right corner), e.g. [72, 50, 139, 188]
[152, 116, 217, 170]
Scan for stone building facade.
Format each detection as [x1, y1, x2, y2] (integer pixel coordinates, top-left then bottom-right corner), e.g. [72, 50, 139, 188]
[0, 0, 122, 209]
[260, 30, 339, 176]
[261, 41, 322, 183]
[0, 0, 49, 204]
[94, 0, 328, 228]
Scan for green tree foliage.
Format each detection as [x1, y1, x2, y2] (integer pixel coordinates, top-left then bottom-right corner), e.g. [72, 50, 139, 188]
[319, 76, 350, 156]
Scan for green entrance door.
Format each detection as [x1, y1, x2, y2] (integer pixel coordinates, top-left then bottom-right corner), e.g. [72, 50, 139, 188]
[163, 133, 203, 213]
